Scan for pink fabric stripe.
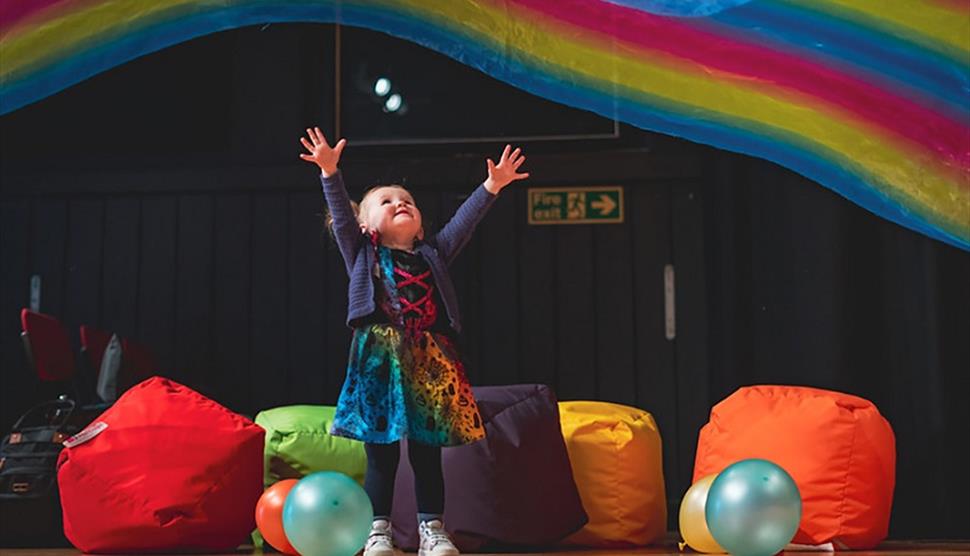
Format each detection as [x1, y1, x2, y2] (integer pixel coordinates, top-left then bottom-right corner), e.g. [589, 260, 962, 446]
[0, 0, 100, 33]
[511, 0, 970, 176]
[1, 0, 73, 32]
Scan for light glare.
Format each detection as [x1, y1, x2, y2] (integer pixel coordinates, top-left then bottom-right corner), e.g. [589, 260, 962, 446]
[384, 93, 402, 112]
[374, 77, 391, 96]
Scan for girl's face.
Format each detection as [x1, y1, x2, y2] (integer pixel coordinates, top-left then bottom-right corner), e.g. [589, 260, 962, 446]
[359, 186, 423, 244]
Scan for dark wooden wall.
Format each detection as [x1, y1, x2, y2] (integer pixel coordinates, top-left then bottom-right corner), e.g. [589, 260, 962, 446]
[0, 150, 709, 520]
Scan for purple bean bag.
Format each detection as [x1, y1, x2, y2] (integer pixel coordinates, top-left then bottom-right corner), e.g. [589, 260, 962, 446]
[390, 384, 587, 550]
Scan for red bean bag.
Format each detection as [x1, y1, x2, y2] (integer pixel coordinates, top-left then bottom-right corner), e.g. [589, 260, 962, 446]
[693, 385, 895, 549]
[57, 377, 264, 553]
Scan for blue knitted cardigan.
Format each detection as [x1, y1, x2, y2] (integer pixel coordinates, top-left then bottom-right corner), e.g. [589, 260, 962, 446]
[321, 171, 497, 333]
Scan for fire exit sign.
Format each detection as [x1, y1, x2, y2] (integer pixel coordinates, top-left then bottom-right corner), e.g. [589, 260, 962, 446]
[527, 186, 624, 225]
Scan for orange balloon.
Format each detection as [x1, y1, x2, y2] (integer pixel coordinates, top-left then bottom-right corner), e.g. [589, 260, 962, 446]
[256, 479, 300, 554]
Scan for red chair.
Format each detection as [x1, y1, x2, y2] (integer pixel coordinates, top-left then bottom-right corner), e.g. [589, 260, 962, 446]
[79, 325, 157, 402]
[79, 324, 159, 398]
[120, 337, 157, 390]
[79, 325, 112, 377]
[21, 309, 109, 409]
[20, 309, 76, 384]
[80, 325, 124, 403]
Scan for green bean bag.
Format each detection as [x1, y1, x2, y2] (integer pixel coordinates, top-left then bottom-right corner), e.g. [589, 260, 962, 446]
[255, 405, 366, 486]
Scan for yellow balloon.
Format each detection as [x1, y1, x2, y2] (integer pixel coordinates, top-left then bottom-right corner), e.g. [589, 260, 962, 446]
[679, 474, 725, 553]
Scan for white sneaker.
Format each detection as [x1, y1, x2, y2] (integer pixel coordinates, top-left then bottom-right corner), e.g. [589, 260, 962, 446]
[363, 519, 397, 556]
[418, 519, 459, 556]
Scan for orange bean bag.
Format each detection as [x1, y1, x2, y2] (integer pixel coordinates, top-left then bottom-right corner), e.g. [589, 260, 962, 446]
[693, 385, 895, 549]
[559, 401, 666, 547]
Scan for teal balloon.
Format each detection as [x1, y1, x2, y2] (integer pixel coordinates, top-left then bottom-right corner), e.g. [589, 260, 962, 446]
[705, 459, 802, 556]
[282, 471, 373, 556]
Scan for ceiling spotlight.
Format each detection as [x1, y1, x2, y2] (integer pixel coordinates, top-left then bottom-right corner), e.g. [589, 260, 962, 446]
[374, 77, 391, 96]
[384, 93, 402, 112]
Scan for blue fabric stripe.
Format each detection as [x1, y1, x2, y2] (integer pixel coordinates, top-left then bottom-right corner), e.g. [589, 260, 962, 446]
[600, 0, 753, 17]
[705, 2, 970, 120]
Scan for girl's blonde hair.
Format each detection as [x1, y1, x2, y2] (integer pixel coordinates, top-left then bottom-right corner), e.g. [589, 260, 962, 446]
[324, 183, 413, 237]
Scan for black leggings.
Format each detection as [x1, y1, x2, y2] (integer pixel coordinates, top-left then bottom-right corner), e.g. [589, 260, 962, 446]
[364, 441, 443, 518]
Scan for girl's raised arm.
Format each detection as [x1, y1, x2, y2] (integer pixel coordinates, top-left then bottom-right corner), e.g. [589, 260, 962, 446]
[300, 127, 359, 273]
[435, 145, 529, 263]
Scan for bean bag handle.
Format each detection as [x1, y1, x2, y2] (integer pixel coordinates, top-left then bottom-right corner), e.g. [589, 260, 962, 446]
[11, 398, 75, 432]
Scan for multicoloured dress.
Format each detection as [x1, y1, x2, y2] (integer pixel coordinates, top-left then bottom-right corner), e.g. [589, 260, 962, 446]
[330, 242, 485, 447]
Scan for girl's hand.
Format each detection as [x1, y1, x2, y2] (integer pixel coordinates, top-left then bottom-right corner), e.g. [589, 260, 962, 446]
[299, 127, 347, 177]
[483, 144, 529, 194]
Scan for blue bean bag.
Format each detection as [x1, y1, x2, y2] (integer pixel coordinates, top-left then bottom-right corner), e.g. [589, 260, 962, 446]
[389, 384, 587, 550]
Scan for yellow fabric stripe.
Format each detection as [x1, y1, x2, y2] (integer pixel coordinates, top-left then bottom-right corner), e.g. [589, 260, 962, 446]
[1, 0, 201, 81]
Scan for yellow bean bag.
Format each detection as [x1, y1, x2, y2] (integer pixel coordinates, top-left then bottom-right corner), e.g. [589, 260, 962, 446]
[558, 401, 666, 547]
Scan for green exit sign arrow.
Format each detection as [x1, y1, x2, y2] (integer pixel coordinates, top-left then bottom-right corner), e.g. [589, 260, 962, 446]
[528, 186, 624, 225]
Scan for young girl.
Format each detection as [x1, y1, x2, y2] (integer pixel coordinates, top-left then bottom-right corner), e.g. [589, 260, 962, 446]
[299, 127, 528, 556]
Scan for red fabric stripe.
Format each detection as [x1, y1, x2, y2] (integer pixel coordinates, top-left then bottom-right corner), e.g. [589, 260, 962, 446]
[932, 0, 970, 13]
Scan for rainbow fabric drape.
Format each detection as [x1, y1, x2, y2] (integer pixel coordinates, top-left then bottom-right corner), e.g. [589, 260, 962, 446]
[2, 1, 968, 249]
